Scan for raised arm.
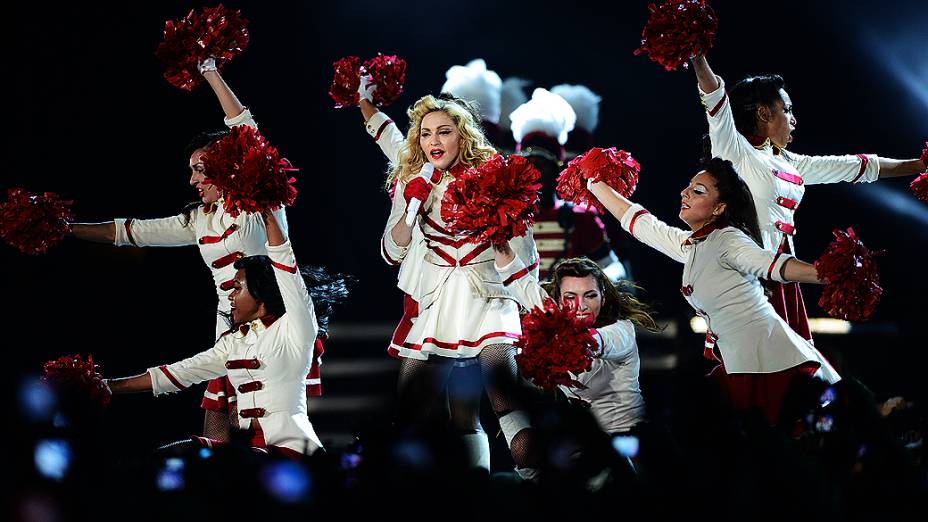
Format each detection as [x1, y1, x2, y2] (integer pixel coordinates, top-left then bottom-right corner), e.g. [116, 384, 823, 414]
[359, 75, 406, 164]
[588, 181, 688, 263]
[262, 211, 318, 346]
[197, 59, 256, 129]
[692, 55, 720, 94]
[69, 222, 116, 243]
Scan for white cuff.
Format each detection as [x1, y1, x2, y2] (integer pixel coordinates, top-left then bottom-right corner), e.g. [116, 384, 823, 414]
[113, 218, 130, 246]
[494, 255, 525, 279]
[225, 108, 257, 129]
[698, 75, 726, 111]
[364, 111, 393, 139]
[619, 203, 648, 233]
[768, 252, 795, 283]
[266, 240, 296, 265]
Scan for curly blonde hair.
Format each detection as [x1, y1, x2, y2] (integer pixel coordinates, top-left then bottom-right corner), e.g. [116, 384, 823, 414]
[386, 94, 497, 188]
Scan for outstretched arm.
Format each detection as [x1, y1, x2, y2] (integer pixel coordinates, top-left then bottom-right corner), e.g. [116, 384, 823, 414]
[692, 55, 720, 94]
[877, 157, 926, 179]
[106, 373, 153, 394]
[69, 222, 116, 243]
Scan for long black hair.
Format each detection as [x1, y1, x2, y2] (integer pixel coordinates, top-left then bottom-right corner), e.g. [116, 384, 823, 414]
[700, 157, 763, 247]
[223, 255, 354, 337]
[728, 74, 786, 137]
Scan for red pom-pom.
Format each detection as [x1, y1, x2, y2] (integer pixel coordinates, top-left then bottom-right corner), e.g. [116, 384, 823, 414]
[814, 228, 883, 321]
[42, 354, 111, 412]
[634, 0, 718, 71]
[515, 299, 598, 390]
[155, 5, 250, 91]
[441, 154, 541, 245]
[911, 173, 928, 204]
[0, 188, 74, 255]
[203, 126, 298, 217]
[362, 54, 407, 107]
[328, 56, 362, 108]
[556, 147, 640, 214]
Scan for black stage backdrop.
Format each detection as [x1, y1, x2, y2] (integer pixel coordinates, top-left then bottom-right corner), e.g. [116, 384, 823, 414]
[4, 0, 927, 448]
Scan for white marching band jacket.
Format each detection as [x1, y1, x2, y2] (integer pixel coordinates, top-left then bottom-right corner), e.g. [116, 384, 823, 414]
[148, 241, 323, 455]
[700, 77, 879, 256]
[619, 203, 839, 381]
[495, 255, 645, 433]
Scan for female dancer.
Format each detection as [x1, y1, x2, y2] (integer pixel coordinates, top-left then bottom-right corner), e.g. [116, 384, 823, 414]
[105, 210, 322, 458]
[589, 157, 839, 424]
[691, 54, 926, 339]
[68, 62, 317, 441]
[379, 93, 539, 477]
[492, 252, 658, 435]
[359, 79, 539, 470]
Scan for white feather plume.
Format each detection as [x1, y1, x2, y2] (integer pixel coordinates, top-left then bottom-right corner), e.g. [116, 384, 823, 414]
[508, 88, 577, 145]
[440, 59, 503, 124]
[551, 84, 601, 133]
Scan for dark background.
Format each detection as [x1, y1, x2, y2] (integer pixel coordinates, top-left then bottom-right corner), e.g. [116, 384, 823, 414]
[5, 0, 927, 448]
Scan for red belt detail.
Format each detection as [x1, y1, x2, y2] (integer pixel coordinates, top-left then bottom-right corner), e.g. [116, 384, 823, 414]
[125, 218, 138, 246]
[198, 224, 239, 245]
[211, 251, 244, 269]
[237, 381, 263, 393]
[851, 154, 869, 183]
[680, 285, 694, 296]
[775, 221, 796, 235]
[703, 330, 720, 362]
[502, 259, 540, 286]
[373, 119, 394, 141]
[773, 169, 804, 185]
[423, 231, 469, 248]
[220, 279, 235, 291]
[628, 209, 649, 237]
[271, 261, 297, 273]
[226, 358, 260, 370]
[707, 92, 727, 117]
[239, 408, 266, 418]
[775, 196, 799, 210]
[427, 242, 491, 267]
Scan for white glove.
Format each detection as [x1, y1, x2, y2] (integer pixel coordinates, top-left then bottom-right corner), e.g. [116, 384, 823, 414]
[404, 163, 438, 226]
[198, 57, 218, 75]
[358, 74, 377, 103]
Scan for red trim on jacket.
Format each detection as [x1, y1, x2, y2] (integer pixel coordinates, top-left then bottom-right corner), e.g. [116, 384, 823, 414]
[850, 154, 870, 183]
[502, 259, 540, 286]
[158, 365, 187, 391]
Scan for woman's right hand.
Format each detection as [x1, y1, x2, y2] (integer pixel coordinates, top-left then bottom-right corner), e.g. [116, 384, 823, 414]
[403, 164, 441, 220]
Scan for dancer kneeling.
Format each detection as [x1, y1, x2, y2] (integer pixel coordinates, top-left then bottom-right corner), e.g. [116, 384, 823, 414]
[105, 211, 323, 458]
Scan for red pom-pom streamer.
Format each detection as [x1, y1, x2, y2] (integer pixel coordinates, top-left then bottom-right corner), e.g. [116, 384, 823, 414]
[328, 56, 362, 108]
[441, 154, 541, 245]
[556, 147, 640, 214]
[0, 188, 74, 255]
[634, 0, 718, 71]
[912, 142, 928, 203]
[203, 126, 298, 217]
[362, 54, 407, 107]
[515, 299, 598, 390]
[42, 354, 111, 411]
[912, 173, 928, 204]
[814, 228, 883, 321]
[155, 5, 250, 91]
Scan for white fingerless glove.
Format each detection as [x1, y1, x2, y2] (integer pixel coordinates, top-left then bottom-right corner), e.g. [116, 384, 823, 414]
[198, 57, 218, 74]
[358, 74, 377, 103]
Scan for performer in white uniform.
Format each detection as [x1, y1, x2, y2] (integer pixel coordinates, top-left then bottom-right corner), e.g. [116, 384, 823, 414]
[493, 253, 658, 435]
[359, 72, 538, 471]
[589, 157, 840, 425]
[379, 93, 539, 477]
[690, 55, 926, 340]
[105, 211, 323, 458]
[68, 63, 321, 440]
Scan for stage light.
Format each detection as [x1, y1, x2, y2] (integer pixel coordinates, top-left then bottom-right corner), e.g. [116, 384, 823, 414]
[261, 461, 312, 503]
[34, 439, 71, 481]
[611, 435, 639, 458]
[18, 376, 56, 422]
[155, 457, 185, 491]
[690, 316, 853, 334]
